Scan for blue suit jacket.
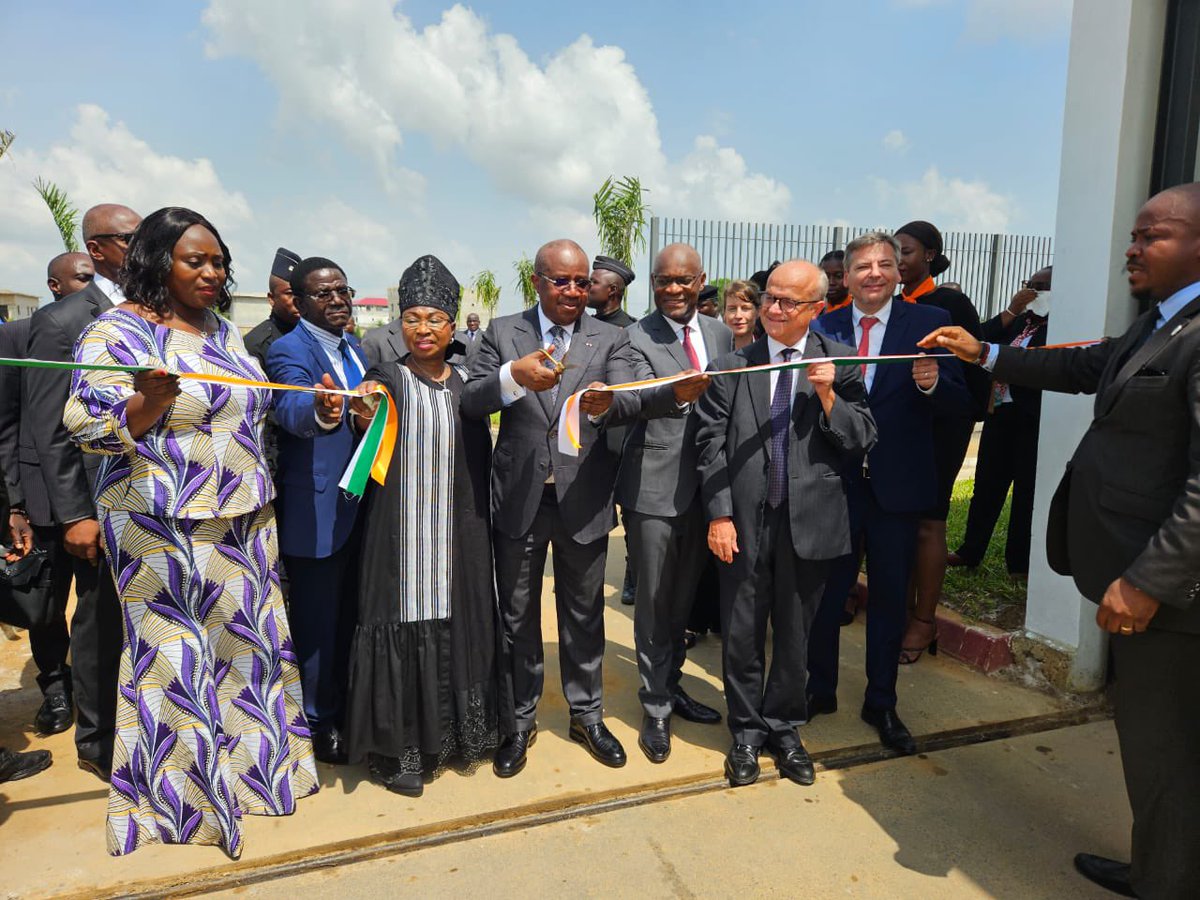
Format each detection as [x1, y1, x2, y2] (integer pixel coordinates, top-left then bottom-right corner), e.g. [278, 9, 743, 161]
[265, 323, 366, 558]
[814, 299, 972, 513]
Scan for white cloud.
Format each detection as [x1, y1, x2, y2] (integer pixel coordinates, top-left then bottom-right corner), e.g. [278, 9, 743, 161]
[201, 1, 789, 221]
[873, 166, 1015, 232]
[883, 130, 910, 153]
[0, 104, 252, 299]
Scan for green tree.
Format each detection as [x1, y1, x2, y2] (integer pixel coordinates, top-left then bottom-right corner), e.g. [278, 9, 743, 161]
[33, 177, 81, 252]
[513, 255, 537, 308]
[0, 130, 14, 161]
[592, 175, 650, 267]
[471, 269, 501, 318]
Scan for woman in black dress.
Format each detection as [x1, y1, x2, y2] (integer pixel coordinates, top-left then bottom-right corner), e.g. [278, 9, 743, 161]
[346, 255, 512, 796]
[894, 221, 990, 663]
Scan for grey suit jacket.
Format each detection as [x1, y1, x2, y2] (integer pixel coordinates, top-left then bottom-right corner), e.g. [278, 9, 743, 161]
[994, 297, 1200, 633]
[363, 318, 467, 369]
[614, 310, 733, 517]
[696, 332, 876, 571]
[26, 281, 113, 526]
[461, 306, 640, 544]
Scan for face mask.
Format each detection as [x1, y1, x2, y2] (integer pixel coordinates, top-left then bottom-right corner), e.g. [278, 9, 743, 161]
[1028, 290, 1051, 317]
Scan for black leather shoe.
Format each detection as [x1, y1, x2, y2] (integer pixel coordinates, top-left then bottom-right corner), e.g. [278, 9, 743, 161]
[569, 720, 627, 768]
[0, 748, 51, 783]
[724, 743, 760, 787]
[312, 727, 349, 765]
[861, 706, 917, 756]
[77, 756, 111, 783]
[672, 689, 722, 724]
[638, 716, 671, 763]
[368, 754, 424, 797]
[620, 565, 637, 606]
[34, 693, 73, 736]
[1073, 853, 1137, 898]
[493, 726, 537, 778]
[770, 741, 816, 786]
[805, 693, 838, 720]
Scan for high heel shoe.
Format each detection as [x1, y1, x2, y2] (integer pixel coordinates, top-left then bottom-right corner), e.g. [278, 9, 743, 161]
[898, 615, 938, 665]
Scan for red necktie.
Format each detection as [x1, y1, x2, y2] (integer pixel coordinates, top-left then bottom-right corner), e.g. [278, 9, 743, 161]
[682, 324, 701, 370]
[857, 316, 879, 377]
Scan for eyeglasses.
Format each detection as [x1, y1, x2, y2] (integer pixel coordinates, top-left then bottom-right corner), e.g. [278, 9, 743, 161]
[1021, 280, 1051, 291]
[90, 232, 135, 245]
[762, 293, 824, 313]
[651, 274, 702, 290]
[401, 315, 452, 329]
[304, 286, 356, 303]
[537, 272, 592, 291]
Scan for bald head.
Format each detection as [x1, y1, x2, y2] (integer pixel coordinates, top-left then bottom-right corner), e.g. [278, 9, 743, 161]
[653, 242, 702, 274]
[761, 260, 827, 346]
[46, 251, 94, 300]
[1127, 183, 1200, 302]
[81, 203, 141, 281]
[534, 239, 587, 273]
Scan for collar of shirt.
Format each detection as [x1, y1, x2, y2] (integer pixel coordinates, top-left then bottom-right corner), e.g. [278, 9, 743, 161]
[851, 298, 893, 330]
[1155, 279, 1200, 328]
[662, 309, 699, 339]
[765, 332, 809, 361]
[299, 316, 346, 353]
[535, 306, 576, 346]
[92, 272, 126, 303]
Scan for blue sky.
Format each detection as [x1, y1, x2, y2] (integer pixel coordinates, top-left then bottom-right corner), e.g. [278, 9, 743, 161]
[0, 0, 1071, 313]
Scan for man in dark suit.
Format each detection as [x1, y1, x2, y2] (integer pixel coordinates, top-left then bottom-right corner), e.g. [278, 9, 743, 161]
[697, 260, 876, 787]
[616, 243, 731, 763]
[266, 255, 366, 766]
[0, 252, 95, 737]
[462, 239, 640, 777]
[23, 203, 141, 781]
[453, 312, 483, 360]
[923, 184, 1200, 900]
[950, 266, 1052, 575]
[807, 231, 971, 757]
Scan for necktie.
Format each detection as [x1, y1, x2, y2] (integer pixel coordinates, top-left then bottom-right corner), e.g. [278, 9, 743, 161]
[766, 348, 795, 508]
[546, 325, 568, 402]
[338, 339, 362, 390]
[857, 316, 879, 378]
[681, 324, 701, 370]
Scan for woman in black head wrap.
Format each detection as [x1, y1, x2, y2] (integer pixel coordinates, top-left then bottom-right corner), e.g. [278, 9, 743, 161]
[344, 255, 513, 796]
[893, 221, 990, 664]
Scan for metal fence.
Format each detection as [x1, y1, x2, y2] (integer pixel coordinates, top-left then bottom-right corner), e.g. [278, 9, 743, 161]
[646, 217, 1054, 320]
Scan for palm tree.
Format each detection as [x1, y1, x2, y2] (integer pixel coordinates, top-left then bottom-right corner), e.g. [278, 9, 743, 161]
[0, 130, 14, 161]
[592, 175, 650, 267]
[33, 177, 81, 252]
[471, 270, 501, 318]
[513, 255, 537, 308]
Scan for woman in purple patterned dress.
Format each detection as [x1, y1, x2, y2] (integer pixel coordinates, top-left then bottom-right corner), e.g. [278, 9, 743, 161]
[63, 207, 319, 858]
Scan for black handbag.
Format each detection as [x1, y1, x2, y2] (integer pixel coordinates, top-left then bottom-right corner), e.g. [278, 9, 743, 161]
[0, 548, 54, 629]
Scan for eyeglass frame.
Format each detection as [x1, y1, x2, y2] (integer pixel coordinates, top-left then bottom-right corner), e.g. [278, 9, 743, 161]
[400, 313, 454, 329]
[536, 271, 593, 292]
[761, 293, 825, 314]
[89, 232, 136, 245]
[650, 273, 703, 290]
[302, 286, 357, 303]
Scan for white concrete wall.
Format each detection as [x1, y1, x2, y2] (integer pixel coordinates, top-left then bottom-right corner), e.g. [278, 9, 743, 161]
[1024, 0, 1168, 689]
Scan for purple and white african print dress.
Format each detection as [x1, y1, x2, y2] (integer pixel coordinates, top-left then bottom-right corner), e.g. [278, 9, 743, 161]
[64, 308, 318, 858]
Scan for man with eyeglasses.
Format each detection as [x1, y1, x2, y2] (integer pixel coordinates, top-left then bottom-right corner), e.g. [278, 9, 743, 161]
[462, 239, 642, 777]
[266, 256, 368, 766]
[0, 251, 96, 746]
[22, 203, 141, 781]
[807, 231, 971, 758]
[615, 243, 731, 764]
[696, 261, 877, 787]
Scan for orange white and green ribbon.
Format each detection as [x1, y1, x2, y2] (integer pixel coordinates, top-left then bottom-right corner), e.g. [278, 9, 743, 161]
[0, 357, 395, 498]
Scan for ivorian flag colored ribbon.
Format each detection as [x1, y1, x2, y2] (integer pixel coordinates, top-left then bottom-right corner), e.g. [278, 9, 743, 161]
[557, 339, 1104, 456]
[0, 357, 395, 498]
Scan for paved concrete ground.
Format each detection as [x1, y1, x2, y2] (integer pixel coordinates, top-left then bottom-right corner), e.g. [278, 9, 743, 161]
[209, 721, 1129, 900]
[0, 519, 1093, 899]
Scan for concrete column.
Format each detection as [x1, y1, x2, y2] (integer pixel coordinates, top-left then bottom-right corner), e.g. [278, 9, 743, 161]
[1023, 0, 1168, 690]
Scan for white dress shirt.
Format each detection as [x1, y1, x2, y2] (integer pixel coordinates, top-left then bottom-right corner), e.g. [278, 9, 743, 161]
[299, 318, 364, 429]
[851, 300, 892, 393]
[498, 306, 575, 405]
[92, 272, 126, 304]
[663, 311, 710, 372]
[765, 332, 810, 411]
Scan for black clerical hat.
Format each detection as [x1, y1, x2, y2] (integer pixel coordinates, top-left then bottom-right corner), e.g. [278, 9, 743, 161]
[398, 255, 460, 319]
[593, 255, 636, 285]
[271, 247, 301, 282]
[699, 285, 718, 302]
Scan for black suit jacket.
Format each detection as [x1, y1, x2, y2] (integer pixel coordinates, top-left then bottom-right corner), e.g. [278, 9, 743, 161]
[695, 331, 877, 569]
[461, 307, 639, 544]
[0, 318, 38, 518]
[980, 311, 1048, 420]
[244, 314, 295, 368]
[993, 298, 1200, 633]
[25, 281, 113, 525]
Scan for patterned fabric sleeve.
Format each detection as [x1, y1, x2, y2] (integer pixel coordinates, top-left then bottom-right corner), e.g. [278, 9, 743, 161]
[64, 317, 148, 456]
